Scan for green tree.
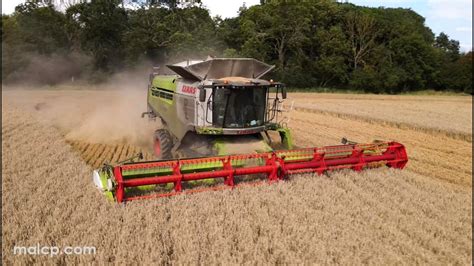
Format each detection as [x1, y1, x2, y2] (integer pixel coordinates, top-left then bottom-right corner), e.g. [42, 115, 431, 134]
[216, 17, 244, 51]
[2, 14, 24, 81]
[433, 32, 463, 91]
[146, 0, 201, 9]
[2, 2, 73, 83]
[345, 6, 438, 92]
[123, 6, 218, 65]
[122, 7, 172, 64]
[311, 26, 350, 87]
[66, 0, 127, 71]
[344, 10, 378, 70]
[437, 52, 472, 93]
[435, 32, 460, 61]
[1, 0, 467, 92]
[13, 2, 70, 55]
[239, 2, 311, 83]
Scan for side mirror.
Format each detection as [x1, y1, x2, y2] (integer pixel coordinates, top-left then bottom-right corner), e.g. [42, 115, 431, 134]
[199, 89, 206, 102]
[281, 87, 287, 99]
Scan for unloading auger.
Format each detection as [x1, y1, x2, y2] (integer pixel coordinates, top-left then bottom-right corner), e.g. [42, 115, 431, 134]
[92, 58, 408, 202]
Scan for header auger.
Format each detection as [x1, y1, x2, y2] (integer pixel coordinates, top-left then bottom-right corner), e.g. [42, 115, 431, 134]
[92, 57, 408, 202]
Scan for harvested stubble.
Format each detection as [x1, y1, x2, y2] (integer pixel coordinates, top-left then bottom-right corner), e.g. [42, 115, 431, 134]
[67, 140, 154, 169]
[2, 102, 472, 264]
[290, 93, 472, 142]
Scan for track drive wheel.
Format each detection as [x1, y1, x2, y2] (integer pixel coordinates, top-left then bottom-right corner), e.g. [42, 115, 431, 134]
[154, 129, 173, 159]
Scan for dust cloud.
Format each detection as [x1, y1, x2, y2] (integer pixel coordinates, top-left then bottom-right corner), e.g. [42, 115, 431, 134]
[3, 52, 92, 85]
[2, 67, 160, 150]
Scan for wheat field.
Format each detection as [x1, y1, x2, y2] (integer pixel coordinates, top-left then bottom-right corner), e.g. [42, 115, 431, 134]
[2, 89, 472, 264]
[290, 93, 472, 141]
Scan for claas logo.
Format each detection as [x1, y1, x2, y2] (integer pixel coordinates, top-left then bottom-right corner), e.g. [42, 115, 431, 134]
[182, 85, 197, 94]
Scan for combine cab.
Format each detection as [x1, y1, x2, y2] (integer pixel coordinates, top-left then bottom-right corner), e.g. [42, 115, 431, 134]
[142, 58, 292, 158]
[92, 58, 408, 202]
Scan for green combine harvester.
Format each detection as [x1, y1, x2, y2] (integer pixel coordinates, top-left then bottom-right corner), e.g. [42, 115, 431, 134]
[93, 58, 408, 202]
[142, 57, 293, 158]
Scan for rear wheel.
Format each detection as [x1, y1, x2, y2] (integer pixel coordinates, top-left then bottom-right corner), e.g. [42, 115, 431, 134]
[154, 129, 173, 159]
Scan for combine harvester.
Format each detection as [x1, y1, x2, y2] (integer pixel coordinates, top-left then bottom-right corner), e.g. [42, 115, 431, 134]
[93, 58, 408, 202]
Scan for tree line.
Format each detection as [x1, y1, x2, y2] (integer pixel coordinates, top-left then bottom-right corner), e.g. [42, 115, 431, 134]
[2, 0, 472, 93]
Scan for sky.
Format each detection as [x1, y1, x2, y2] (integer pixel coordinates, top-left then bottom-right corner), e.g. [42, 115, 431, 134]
[1, 0, 471, 51]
